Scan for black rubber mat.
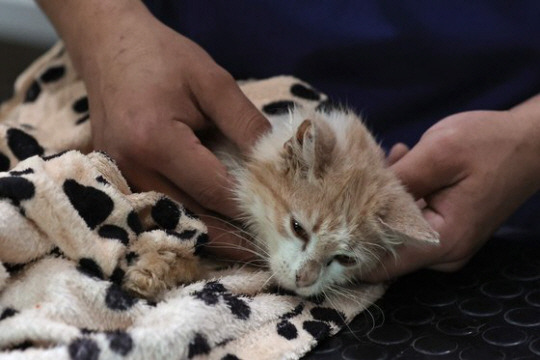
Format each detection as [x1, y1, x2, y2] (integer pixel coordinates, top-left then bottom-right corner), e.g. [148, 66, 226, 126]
[304, 229, 540, 359]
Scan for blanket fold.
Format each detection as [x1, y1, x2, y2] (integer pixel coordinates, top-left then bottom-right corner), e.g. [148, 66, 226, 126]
[0, 43, 384, 360]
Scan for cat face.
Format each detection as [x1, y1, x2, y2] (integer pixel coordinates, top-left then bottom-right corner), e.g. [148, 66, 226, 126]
[234, 109, 439, 296]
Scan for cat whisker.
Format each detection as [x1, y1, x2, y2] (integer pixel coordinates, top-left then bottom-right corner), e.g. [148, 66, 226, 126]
[368, 302, 385, 331]
[209, 257, 268, 269]
[201, 224, 270, 256]
[327, 283, 383, 336]
[325, 286, 362, 341]
[206, 242, 269, 260]
[260, 271, 276, 291]
[201, 221, 271, 257]
[199, 214, 254, 238]
[361, 241, 388, 253]
[210, 238, 270, 258]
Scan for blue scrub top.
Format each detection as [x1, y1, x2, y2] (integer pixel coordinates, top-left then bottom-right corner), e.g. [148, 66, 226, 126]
[143, 0, 540, 231]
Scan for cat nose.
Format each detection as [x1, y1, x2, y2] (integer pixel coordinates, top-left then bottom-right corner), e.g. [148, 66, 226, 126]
[296, 260, 321, 288]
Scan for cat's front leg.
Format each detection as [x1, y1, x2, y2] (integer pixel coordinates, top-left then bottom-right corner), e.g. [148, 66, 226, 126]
[122, 193, 208, 300]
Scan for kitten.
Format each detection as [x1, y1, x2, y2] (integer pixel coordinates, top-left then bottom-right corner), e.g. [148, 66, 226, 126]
[224, 107, 439, 297]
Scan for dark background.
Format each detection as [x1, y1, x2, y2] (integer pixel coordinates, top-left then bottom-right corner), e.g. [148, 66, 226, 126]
[0, 40, 44, 102]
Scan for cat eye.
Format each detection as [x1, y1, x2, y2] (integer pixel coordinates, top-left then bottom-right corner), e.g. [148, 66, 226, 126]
[334, 254, 356, 266]
[290, 218, 309, 243]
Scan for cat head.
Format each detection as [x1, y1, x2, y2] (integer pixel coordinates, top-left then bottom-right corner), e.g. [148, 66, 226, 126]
[234, 108, 439, 296]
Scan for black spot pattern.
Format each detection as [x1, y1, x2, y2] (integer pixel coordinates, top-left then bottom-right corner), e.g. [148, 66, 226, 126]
[268, 286, 297, 297]
[127, 211, 143, 234]
[283, 303, 305, 320]
[4, 262, 25, 275]
[76, 114, 90, 125]
[168, 229, 196, 240]
[0, 176, 35, 205]
[303, 320, 331, 341]
[95, 175, 109, 185]
[24, 81, 41, 103]
[77, 258, 104, 280]
[40, 65, 66, 83]
[68, 337, 100, 360]
[6, 128, 44, 160]
[63, 179, 114, 229]
[72, 97, 89, 113]
[193, 282, 250, 319]
[106, 330, 133, 356]
[195, 233, 209, 255]
[310, 307, 346, 327]
[183, 207, 199, 220]
[262, 100, 298, 115]
[146, 300, 157, 307]
[9, 168, 34, 176]
[105, 284, 138, 311]
[223, 293, 251, 320]
[126, 251, 139, 265]
[205, 281, 227, 293]
[151, 197, 180, 230]
[290, 83, 321, 101]
[0, 152, 10, 171]
[0, 307, 18, 320]
[96, 151, 114, 163]
[277, 320, 298, 340]
[222, 355, 241, 360]
[188, 333, 211, 359]
[306, 293, 326, 305]
[49, 247, 64, 257]
[194, 281, 226, 306]
[98, 225, 129, 245]
[42, 150, 68, 161]
[9, 340, 32, 350]
[110, 267, 125, 286]
[315, 99, 340, 113]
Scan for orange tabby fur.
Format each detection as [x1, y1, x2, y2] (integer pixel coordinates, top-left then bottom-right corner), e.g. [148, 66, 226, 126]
[228, 107, 439, 296]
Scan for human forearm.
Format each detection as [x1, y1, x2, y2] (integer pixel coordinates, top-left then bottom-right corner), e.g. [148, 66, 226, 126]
[36, 0, 155, 76]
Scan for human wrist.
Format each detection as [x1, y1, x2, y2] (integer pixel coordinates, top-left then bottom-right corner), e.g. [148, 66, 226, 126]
[509, 94, 540, 192]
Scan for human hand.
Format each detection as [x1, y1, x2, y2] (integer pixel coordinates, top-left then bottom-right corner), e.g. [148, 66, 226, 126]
[365, 108, 540, 282]
[40, 1, 269, 261]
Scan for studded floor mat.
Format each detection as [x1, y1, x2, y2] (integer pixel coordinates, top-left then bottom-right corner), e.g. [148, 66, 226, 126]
[304, 229, 540, 360]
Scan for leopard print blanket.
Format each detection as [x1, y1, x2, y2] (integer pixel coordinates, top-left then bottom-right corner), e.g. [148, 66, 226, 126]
[0, 43, 384, 360]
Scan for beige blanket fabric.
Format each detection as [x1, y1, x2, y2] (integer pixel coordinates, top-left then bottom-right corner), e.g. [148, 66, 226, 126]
[0, 43, 384, 360]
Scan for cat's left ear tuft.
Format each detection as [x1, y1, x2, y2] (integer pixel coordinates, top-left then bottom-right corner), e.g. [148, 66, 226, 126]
[284, 119, 336, 178]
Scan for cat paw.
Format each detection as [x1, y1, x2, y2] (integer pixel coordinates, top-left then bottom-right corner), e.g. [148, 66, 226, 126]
[123, 232, 203, 300]
[124, 262, 168, 300]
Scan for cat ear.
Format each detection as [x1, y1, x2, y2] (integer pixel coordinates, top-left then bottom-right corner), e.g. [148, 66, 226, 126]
[379, 192, 439, 244]
[284, 119, 336, 177]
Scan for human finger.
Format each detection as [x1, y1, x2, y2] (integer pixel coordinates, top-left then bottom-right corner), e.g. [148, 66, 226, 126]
[192, 70, 271, 153]
[150, 120, 241, 219]
[390, 142, 463, 199]
[386, 143, 409, 166]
